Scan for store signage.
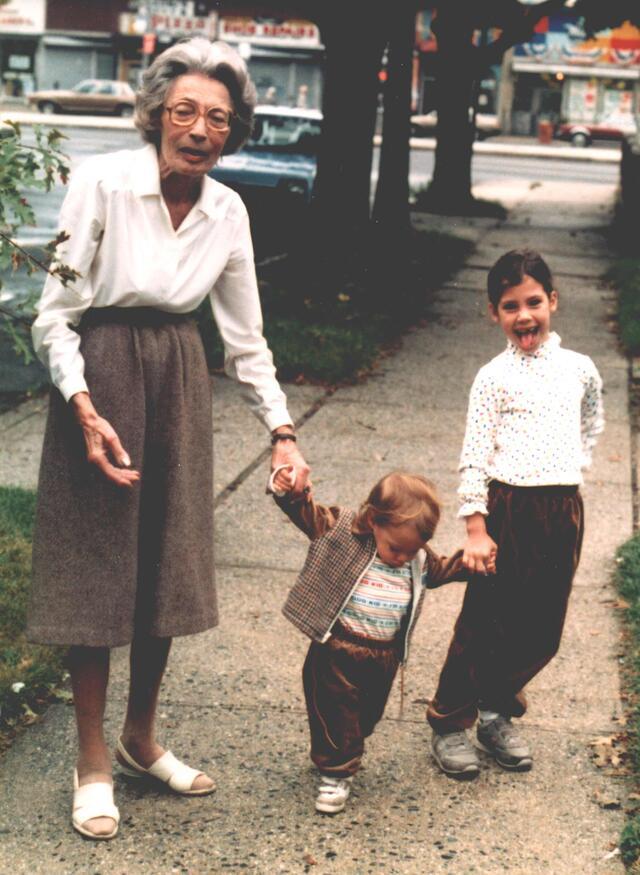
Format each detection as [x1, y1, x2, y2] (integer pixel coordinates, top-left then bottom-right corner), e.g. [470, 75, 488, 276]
[0, 0, 45, 34]
[119, 11, 216, 39]
[219, 17, 321, 49]
[516, 15, 640, 68]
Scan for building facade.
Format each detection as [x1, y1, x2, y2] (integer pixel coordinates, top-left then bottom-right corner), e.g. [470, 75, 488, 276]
[0, 0, 45, 97]
[218, 15, 323, 108]
[0, 1, 323, 108]
[507, 13, 640, 135]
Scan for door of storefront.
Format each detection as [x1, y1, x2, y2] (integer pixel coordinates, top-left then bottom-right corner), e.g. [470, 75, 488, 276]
[512, 72, 563, 135]
[0, 37, 37, 97]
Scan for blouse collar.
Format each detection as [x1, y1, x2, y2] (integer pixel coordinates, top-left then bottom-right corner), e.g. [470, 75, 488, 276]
[132, 143, 220, 220]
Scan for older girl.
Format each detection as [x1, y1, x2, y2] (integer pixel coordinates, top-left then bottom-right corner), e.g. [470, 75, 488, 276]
[28, 38, 309, 840]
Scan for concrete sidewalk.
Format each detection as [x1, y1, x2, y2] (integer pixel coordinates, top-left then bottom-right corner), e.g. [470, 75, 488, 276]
[0, 177, 631, 874]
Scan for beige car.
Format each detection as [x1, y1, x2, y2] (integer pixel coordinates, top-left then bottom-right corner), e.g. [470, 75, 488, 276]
[27, 79, 135, 117]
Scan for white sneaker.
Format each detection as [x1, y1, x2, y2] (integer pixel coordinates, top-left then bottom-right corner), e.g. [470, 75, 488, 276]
[315, 775, 353, 814]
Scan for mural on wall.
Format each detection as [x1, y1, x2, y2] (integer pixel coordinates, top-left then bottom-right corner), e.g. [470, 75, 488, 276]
[515, 15, 640, 68]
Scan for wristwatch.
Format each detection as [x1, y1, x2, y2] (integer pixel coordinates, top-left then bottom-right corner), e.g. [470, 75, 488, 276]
[271, 431, 297, 445]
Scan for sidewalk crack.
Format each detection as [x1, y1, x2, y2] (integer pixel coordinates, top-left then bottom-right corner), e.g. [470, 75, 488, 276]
[213, 388, 334, 509]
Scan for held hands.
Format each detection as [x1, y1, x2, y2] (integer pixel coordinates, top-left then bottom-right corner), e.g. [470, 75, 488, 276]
[271, 463, 297, 495]
[270, 431, 311, 497]
[462, 513, 497, 576]
[71, 392, 140, 488]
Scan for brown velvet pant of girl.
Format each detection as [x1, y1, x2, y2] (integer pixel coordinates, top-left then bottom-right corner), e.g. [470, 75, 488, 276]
[428, 481, 584, 733]
[303, 623, 401, 778]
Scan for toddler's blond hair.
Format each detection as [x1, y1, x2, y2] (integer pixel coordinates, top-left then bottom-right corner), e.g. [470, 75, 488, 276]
[353, 471, 440, 543]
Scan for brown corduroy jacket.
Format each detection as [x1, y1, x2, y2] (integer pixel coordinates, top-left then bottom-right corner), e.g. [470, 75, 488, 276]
[275, 493, 468, 663]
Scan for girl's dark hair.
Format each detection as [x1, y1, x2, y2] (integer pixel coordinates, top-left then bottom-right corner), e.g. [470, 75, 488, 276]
[487, 249, 554, 308]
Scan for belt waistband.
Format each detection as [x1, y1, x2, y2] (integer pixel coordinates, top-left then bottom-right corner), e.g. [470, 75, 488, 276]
[331, 620, 400, 652]
[79, 307, 195, 328]
[490, 480, 579, 497]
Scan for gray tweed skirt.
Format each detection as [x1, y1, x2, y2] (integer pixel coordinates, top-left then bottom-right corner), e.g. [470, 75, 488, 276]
[27, 307, 217, 647]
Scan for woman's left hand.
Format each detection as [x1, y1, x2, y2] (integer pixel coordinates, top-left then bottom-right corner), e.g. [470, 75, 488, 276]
[270, 434, 310, 497]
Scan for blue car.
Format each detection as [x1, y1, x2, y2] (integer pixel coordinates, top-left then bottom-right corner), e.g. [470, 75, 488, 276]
[210, 106, 321, 204]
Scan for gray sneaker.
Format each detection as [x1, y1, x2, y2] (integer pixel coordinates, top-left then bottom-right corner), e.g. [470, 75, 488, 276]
[431, 730, 480, 777]
[476, 716, 532, 770]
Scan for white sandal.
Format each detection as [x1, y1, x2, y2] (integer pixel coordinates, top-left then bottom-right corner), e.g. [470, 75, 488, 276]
[116, 737, 215, 796]
[72, 769, 119, 840]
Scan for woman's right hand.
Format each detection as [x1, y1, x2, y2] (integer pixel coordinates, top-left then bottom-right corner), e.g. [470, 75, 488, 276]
[71, 392, 140, 488]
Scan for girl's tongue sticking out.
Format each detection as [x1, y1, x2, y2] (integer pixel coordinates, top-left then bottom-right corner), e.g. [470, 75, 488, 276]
[516, 327, 539, 352]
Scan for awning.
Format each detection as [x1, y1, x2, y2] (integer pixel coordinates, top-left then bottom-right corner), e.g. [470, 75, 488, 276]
[513, 60, 639, 80]
[42, 34, 112, 50]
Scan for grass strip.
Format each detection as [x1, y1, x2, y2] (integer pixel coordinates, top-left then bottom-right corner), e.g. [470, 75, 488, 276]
[615, 534, 640, 866]
[198, 229, 474, 384]
[607, 258, 640, 356]
[0, 486, 67, 751]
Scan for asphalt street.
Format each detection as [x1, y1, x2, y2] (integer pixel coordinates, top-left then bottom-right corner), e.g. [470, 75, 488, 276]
[7, 125, 622, 251]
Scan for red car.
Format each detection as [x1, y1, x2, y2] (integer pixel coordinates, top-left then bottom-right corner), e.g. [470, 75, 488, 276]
[555, 114, 637, 147]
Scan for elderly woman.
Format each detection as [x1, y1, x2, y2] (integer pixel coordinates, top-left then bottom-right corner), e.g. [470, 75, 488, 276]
[27, 38, 309, 840]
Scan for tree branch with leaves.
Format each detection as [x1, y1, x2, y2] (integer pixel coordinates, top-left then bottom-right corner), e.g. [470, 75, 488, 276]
[0, 121, 79, 362]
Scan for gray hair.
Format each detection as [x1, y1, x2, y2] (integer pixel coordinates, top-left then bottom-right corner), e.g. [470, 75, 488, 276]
[134, 38, 256, 155]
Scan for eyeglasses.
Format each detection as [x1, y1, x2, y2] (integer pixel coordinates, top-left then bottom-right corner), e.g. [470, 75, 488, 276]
[164, 100, 234, 132]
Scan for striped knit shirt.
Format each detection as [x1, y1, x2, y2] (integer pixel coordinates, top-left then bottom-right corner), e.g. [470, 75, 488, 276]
[339, 556, 413, 641]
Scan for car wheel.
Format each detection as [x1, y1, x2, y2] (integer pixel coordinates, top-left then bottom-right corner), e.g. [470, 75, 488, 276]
[39, 101, 58, 114]
[116, 105, 134, 118]
[571, 131, 590, 148]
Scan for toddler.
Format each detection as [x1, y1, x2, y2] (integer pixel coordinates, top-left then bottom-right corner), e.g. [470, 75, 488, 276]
[270, 468, 471, 813]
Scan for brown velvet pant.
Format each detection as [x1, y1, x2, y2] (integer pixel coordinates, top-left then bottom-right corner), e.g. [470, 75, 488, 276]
[302, 623, 401, 778]
[428, 481, 584, 733]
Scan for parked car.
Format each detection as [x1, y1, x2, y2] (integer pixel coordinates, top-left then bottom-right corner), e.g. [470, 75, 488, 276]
[210, 105, 321, 204]
[555, 113, 637, 147]
[27, 80, 135, 117]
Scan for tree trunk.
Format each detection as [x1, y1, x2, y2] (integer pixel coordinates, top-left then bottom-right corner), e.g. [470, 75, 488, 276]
[426, 13, 476, 211]
[372, 4, 415, 231]
[425, 0, 567, 213]
[307, 4, 386, 289]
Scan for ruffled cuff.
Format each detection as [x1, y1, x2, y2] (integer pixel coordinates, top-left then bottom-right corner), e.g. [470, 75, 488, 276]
[457, 501, 488, 519]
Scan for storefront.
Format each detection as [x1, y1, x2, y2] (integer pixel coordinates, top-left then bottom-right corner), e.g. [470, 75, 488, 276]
[218, 16, 323, 109]
[0, 0, 45, 98]
[117, 6, 217, 87]
[510, 14, 640, 135]
[37, 35, 116, 90]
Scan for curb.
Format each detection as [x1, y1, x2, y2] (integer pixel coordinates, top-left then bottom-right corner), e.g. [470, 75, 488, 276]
[0, 110, 134, 130]
[403, 135, 620, 164]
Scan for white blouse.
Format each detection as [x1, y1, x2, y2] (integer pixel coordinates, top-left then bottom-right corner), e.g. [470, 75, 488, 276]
[458, 332, 604, 517]
[32, 143, 292, 432]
